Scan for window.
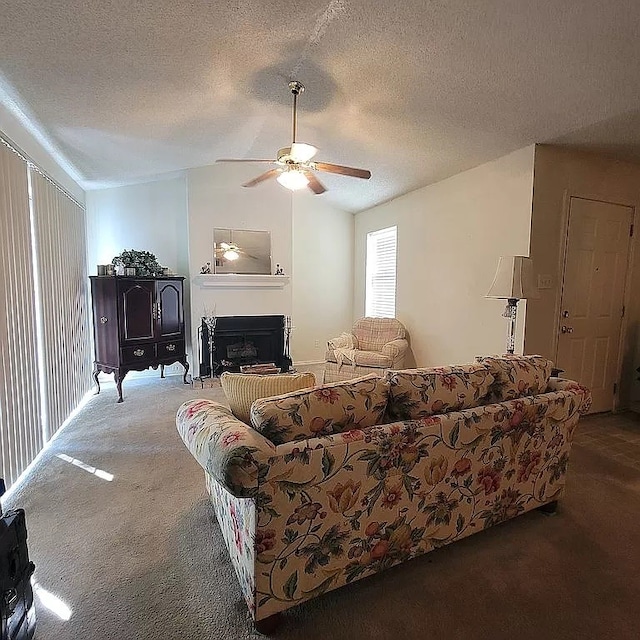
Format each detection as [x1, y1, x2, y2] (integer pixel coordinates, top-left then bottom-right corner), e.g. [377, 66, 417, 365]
[365, 226, 397, 318]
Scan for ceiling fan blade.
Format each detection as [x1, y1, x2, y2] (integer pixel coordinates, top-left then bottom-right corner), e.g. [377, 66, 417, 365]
[216, 159, 275, 164]
[304, 171, 327, 195]
[242, 168, 281, 188]
[314, 162, 371, 180]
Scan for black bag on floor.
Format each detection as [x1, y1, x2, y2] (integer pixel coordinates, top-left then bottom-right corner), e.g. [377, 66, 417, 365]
[0, 480, 36, 640]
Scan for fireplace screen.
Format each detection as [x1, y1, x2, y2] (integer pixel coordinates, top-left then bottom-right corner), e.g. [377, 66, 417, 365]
[198, 315, 291, 376]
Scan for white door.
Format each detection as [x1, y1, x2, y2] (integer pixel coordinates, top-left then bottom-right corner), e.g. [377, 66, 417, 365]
[556, 197, 633, 413]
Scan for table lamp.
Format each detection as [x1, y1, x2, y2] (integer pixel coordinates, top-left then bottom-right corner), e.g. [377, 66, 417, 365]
[486, 256, 538, 354]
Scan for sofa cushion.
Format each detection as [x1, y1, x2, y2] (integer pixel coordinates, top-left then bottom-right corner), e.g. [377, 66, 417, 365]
[385, 364, 495, 420]
[220, 371, 316, 424]
[325, 349, 392, 368]
[477, 355, 553, 401]
[250, 374, 389, 445]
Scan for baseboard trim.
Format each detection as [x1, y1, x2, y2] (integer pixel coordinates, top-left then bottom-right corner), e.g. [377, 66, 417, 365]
[293, 360, 324, 366]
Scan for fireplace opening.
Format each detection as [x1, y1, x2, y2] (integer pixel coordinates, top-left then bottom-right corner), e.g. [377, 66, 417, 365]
[225, 339, 258, 364]
[199, 315, 291, 376]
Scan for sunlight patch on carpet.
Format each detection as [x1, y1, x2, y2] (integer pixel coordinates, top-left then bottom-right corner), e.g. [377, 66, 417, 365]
[56, 454, 114, 481]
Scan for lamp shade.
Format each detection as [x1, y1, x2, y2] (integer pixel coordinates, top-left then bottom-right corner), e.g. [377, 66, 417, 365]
[486, 256, 539, 299]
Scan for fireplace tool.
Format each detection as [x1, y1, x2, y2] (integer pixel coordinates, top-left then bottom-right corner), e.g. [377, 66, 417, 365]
[193, 314, 217, 388]
[283, 315, 293, 372]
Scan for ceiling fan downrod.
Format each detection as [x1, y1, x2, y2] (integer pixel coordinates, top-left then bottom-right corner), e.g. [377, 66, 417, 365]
[289, 80, 304, 144]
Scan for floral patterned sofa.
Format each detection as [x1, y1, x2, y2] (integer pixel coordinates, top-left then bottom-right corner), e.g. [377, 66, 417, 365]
[176, 355, 591, 632]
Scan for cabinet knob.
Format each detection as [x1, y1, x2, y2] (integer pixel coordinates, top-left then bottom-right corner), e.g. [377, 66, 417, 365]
[133, 348, 145, 357]
[100, 316, 108, 324]
[166, 343, 176, 352]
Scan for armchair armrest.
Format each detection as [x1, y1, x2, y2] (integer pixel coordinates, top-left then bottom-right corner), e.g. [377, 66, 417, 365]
[546, 378, 592, 414]
[381, 338, 409, 366]
[327, 332, 358, 350]
[176, 399, 276, 498]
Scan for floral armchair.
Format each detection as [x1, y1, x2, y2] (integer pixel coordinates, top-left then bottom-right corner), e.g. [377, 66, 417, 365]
[176, 357, 591, 632]
[324, 317, 409, 382]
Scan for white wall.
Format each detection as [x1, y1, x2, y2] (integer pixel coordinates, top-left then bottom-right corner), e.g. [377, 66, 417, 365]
[526, 145, 640, 408]
[186, 164, 293, 361]
[86, 164, 355, 373]
[85, 176, 190, 377]
[85, 176, 189, 276]
[354, 146, 535, 367]
[292, 192, 354, 363]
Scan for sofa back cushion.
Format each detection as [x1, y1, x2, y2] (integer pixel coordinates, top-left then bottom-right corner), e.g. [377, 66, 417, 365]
[250, 374, 389, 445]
[220, 371, 316, 424]
[385, 364, 495, 420]
[477, 355, 553, 402]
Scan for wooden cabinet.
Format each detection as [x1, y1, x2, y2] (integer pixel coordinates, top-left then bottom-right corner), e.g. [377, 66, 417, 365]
[90, 276, 189, 402]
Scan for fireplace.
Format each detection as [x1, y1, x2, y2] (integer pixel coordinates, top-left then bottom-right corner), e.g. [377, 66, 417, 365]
[199, 315, 291, 376]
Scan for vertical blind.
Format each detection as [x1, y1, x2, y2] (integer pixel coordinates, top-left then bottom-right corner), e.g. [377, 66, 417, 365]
[0, 145, 43, 486]
[365, 226, 397, 318]
[31, 172, 92, 440]
[0, 138, 90, 488]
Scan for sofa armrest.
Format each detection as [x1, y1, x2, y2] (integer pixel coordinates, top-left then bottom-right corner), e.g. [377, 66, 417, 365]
[546, 378, 592, 414]
[327, 332, 358, 350]
[176, 399, 276, 498]
[381, 338, 409, 366]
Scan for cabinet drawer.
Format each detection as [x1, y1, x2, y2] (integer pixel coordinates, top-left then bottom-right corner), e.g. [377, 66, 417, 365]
[121, 345, 153, 364]
[157, 340, 185, 359]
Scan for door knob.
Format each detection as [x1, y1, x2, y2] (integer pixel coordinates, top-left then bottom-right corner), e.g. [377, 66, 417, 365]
[561, 325, 574, 334]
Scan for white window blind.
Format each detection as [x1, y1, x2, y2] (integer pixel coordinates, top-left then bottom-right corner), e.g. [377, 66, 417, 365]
[0, 144, 43, 486]
[31, 171, 92, 439]
[365, 226, 397, 318]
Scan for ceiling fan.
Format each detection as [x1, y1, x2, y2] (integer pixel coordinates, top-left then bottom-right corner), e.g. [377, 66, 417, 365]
[217, 241, 242, 261]
[216, 81, 371, 194]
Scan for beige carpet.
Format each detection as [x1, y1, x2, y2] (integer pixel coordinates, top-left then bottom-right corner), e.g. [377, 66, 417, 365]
[5, 375, 640, 639]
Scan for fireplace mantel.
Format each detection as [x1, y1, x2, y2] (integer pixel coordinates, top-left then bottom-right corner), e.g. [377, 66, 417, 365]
[193, 274, 290, 289]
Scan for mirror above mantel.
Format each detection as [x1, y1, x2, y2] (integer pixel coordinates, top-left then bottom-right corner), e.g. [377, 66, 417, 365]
[213, 228, 271, 275]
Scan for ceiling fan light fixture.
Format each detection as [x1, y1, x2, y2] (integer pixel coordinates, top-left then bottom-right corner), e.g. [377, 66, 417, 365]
[277, 169, 309, 191]
[223, 249, 240, 261]
[290, 142, 318, 163]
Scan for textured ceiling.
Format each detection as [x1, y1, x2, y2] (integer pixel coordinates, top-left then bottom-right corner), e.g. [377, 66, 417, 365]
[2, 0, 640, 211]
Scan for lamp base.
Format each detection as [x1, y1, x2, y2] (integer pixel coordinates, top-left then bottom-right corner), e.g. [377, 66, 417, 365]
[503, 298, 519, 354]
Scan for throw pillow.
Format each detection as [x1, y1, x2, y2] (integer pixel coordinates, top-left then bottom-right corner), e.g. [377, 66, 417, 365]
[477, 355, 553, 402]
[220, 372, 316, 424]
[385, 364, 495, 420]
[250, 374, 389, 445]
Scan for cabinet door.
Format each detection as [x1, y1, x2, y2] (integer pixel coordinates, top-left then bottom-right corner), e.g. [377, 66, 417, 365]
[156, 280, 183, 339]
[118, 280, 156, 344]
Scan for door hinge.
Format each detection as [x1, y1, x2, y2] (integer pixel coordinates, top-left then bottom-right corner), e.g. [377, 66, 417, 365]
[630, 224, 634, 237]
[613, 382, 618, 394]
[622, 305, 626, 318]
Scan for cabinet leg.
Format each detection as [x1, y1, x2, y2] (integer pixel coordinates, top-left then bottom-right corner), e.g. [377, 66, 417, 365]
[93, 363, 101, 395]
[114, 370, 126, 403]
[181, 357, 190, 384]
[160, 364, 165, 379]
